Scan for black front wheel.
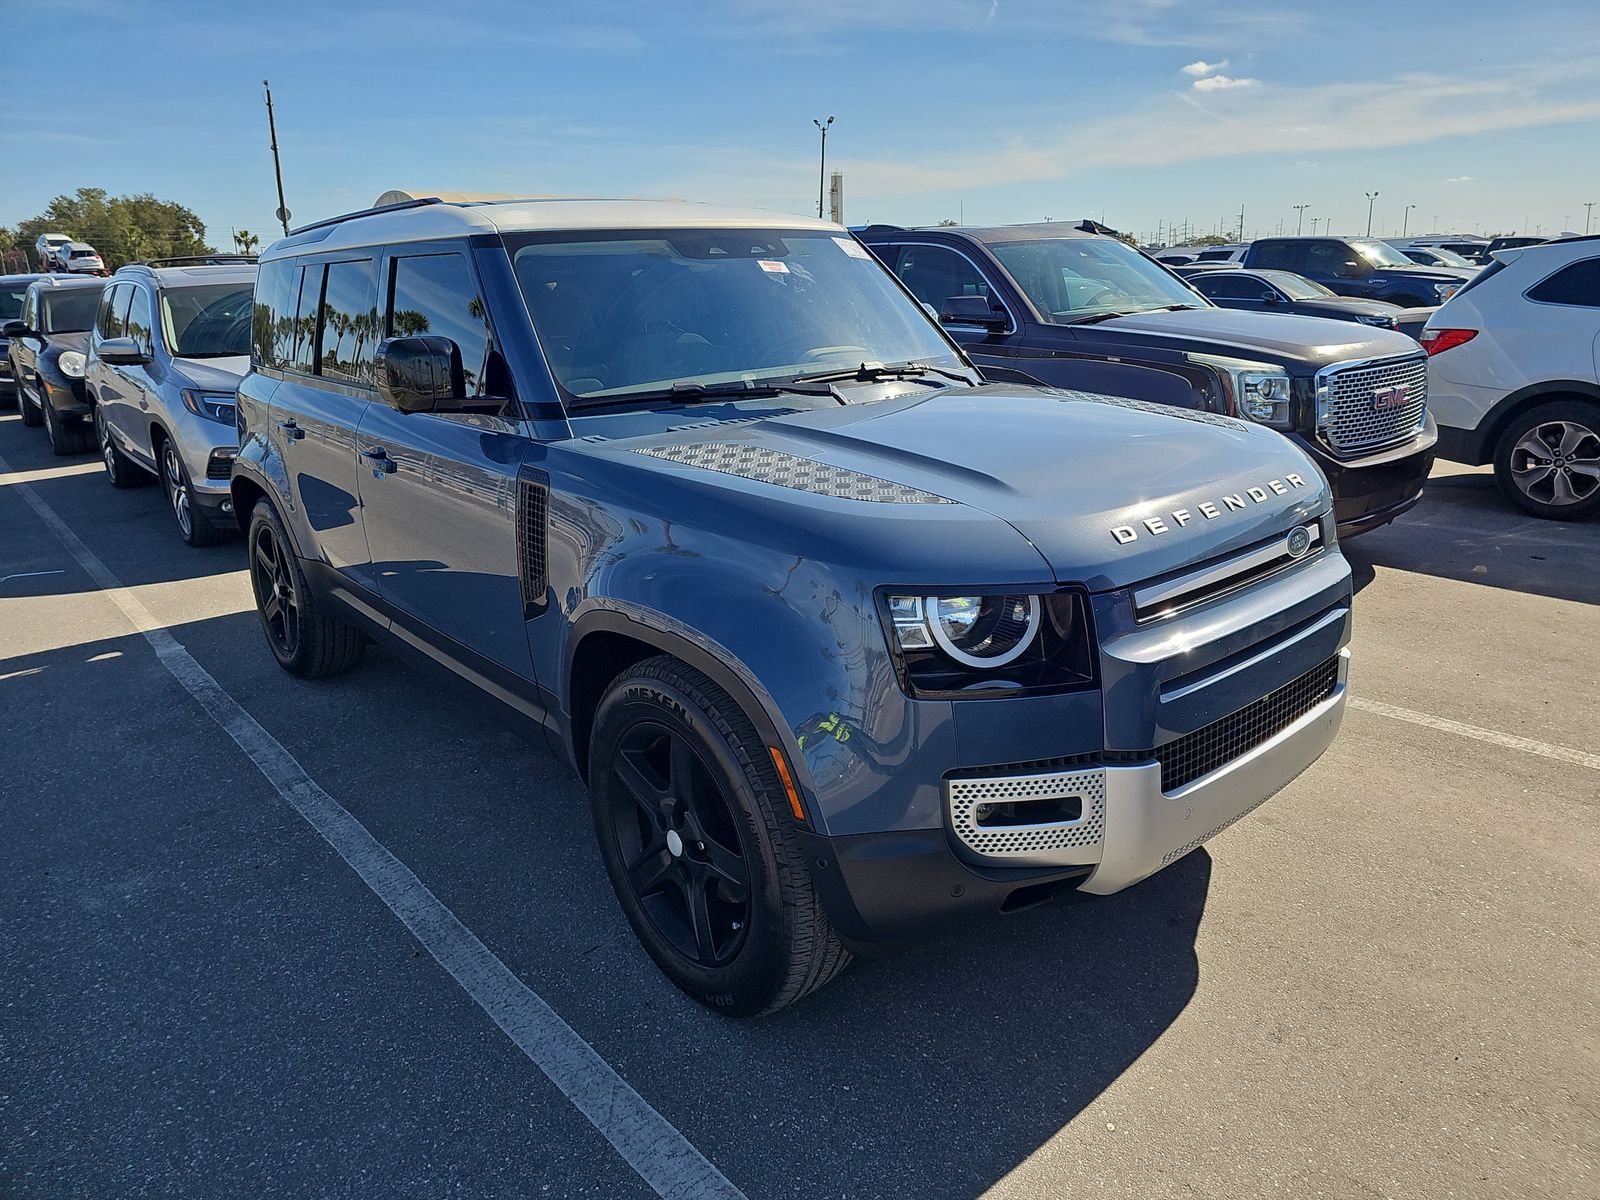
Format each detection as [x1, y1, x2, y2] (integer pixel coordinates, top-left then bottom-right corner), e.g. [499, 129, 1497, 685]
[589, 658, 849, 1016]
[247, 500, 366, 678]
[18, 380, 42, 428]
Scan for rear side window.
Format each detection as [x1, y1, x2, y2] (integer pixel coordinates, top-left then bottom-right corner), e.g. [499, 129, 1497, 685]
[387, 252, 491, 395]
[1526, 258, 1600, 308]
[1196, 275, 1262, 299]
[1249, 242, 1304, 271]
[97, 283, 127, 339]
[317, 259, 377, 385]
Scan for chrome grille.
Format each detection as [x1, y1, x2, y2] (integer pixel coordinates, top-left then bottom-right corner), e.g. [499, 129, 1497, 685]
[1154, 655, 1340, 793]
[1318, 354, 1427, 456]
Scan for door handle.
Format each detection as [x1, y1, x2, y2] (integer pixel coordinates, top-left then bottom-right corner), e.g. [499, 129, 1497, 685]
[276, 419, 305, 441]
[360, 447, 398, 475]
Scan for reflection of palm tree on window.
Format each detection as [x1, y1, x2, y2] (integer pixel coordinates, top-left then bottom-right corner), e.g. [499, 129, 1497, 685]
[393, 308, 430, 336]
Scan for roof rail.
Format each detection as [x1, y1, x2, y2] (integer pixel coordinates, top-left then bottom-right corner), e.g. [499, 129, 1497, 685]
[136, 254, 258, 269]
[860, 224, 906, 233]
[289, 197, 443, 237]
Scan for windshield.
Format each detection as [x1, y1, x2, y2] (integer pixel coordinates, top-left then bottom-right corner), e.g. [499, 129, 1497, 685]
[508, 228, 961, 403]
[987, 237, 1203, 321]
[1256, 270, 1335, 300]
[162, 282, 254, 357]
[0, 284, 28, 321]
[1351, 239, 1415, 268]
[40, 288, 102, 333]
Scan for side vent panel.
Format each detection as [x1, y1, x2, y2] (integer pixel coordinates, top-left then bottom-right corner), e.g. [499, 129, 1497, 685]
[517, 467, 550, 618]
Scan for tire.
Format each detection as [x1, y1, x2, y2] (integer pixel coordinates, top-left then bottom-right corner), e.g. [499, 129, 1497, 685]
[1491, 399, 1600, 521]
[160, 437, 228, 546]
[588, 657, 849, 1016]
[247, 499, 366, 678]
[42, 397, 90, 456]
[18, 379, 42, 427]
[96, 405, 150, 489]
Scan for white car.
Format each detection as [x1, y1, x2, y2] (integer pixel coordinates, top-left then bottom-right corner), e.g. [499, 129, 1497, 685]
[1423, 236, 1600, 519]
[34, 232, 72, 270]
[61, 242, 104, 275]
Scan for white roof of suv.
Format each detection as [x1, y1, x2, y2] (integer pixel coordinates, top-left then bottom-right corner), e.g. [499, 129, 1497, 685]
[262, 197, 837, 261]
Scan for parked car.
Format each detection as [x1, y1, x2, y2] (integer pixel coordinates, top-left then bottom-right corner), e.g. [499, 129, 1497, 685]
[233, 197, 1353, 1015]
[1422, 234, 1600, 519]
[1153, 244, 1245, 267]
[1241, 237, 1472, 307]
[858, 223, 1436, 536]
[0, 273, 44, 407]
[1184, 268, 1405, 330]
[1395, 236, 1490, 264]
[86, 258, 256, 544]
[60, 242, 106, 275]
[1484, 235, 1547, 258]
[2, 274, 105, 453]
[34, 232, 72, 271]
[1396, 245, 1480, 270]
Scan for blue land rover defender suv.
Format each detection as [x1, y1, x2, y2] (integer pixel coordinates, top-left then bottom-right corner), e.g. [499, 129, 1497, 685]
[235, 197, 1352, 1015]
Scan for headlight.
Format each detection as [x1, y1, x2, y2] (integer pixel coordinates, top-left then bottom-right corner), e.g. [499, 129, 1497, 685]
[881, 590, 1095, 698]
[1187, 352, 1294, 429]
[1433, 282, 1458, 302]
[57, 350, 86, 378]
[182, 389, 238, 425]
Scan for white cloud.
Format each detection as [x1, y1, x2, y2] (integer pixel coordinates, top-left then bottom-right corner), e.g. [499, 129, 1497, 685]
[1192, 74, 1258, 91]
[1445, 175, 1476, 183]
[1183, 59, 1228, 76]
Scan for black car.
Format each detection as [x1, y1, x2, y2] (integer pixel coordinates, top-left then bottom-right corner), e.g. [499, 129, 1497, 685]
[857, 223, 1437, 536]
[1240, 237, 1473, 307]
[3, 275, 105, 454]
[1183, 268, 1404, 330]
[1485, 235, 1546, 256]
[0, 273, 44, 406]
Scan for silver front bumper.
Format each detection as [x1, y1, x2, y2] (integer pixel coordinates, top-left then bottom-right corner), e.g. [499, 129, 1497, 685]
[943, 651, 1348, 894]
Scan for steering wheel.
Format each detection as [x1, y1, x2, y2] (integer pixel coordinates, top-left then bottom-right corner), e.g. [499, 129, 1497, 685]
[1079, 288, 1125, 309]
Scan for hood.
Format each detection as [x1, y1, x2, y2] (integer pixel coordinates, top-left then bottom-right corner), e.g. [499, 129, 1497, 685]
[1082, 306, 1416, 368]
[1294, 296, 1404, 317]
[1375, 263, 1472, 283]
[599, 384, 1329, 592]
[171, 355, 249, 391]
[45, 330, 91, 355]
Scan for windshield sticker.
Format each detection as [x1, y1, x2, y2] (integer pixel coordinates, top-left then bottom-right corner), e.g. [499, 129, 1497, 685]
[758, 259, 790, 274]
[833, 237, 872, 260]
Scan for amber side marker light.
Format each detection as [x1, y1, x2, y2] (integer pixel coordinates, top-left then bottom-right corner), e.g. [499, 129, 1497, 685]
[768, 747, 807, 823]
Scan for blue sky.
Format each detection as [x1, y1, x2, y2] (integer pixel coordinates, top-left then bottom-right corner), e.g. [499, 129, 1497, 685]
[4, 0, 1599, 246]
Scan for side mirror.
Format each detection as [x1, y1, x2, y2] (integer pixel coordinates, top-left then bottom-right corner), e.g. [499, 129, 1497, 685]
[939, 294, 1008, 331]
[96, 336, 150, 366]
[2, 319, 41, 343]
[375, 335, 463, 414]
[1261, 290, 1280, 303]
[1336, 259, 1367, 279]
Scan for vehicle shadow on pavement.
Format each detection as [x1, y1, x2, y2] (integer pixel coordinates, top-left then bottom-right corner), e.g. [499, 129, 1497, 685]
[1343, 477, 1600, 606]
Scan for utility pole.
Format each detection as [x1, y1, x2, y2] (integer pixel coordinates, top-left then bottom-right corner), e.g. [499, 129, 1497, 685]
[812, 116, 834, 220]
[1586, 202, 1596, 235]
[263, 80, 290, 236]
[1237, 204, 1245, 243]
[1365, 191, 1379, 237]
[1402, 204, 1415, 237]
[1293, 204, 1309, 235]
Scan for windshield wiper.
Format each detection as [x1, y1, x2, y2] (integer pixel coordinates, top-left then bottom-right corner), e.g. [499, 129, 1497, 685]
[570, 378, 842, 411]
[788, 360, 975, 387]
[1066, 304, 1202, 326]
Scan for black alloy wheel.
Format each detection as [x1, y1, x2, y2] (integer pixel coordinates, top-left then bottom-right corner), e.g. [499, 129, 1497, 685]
[251, 519, 301, 660]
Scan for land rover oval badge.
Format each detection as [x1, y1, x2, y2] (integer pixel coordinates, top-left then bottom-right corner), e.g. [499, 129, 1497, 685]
[1286, 526, 1312, 558]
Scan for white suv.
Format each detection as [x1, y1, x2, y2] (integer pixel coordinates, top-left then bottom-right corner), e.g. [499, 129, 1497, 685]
[1423, 236, 1600, 520]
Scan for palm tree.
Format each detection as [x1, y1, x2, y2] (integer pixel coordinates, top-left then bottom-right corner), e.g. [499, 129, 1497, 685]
[233, 229, 261, 256]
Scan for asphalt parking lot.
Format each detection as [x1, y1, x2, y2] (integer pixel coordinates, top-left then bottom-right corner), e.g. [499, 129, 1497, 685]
[2, 409, 1596, 1200]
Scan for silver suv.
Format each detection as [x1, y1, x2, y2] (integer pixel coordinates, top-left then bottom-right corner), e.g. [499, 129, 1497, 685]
[86, 258, 256, 545]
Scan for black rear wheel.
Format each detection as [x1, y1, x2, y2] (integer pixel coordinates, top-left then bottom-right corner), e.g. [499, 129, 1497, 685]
[589, 658, 849, 1016]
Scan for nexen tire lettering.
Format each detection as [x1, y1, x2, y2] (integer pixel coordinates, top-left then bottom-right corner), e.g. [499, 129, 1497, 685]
[1110, 474, 1308, 544]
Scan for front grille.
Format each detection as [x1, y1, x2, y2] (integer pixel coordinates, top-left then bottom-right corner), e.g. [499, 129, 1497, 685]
[1154, 655, 1340, 792]
[1319, 354, 1427, 456]
[946, 766, 1106, 864]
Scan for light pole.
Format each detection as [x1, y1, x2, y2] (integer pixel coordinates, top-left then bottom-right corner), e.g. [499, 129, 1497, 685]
[263, 79, 291, 236]
[1364, 191, 1379, 237]
[1402, 204, 1415, 237]
[1587, 202, 1596, 235]
[1293, 204, 1309, 235]
[812, 116, 834, 220]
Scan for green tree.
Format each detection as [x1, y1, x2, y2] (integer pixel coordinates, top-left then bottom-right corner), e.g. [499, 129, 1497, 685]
[233, 229, 261, 256]
[13, 187, 213, 269]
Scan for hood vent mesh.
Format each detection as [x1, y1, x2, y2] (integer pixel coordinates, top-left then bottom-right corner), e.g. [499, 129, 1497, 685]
[636, 443, 957, 504]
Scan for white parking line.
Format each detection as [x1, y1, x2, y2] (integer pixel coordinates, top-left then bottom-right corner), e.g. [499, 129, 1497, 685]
[1350, 696, 1600, 773]
[0, 448, 746, 1200]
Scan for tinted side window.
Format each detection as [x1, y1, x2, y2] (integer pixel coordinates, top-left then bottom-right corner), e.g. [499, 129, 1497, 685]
[1251, 241, 1304, 271]
[890, 244, 993, 310]
[317, 259, 377, 385]
[1198, 275, 1259, 299]
[286, 266, 319, 374]
[1526, 258, 1600, 308]
[252, 259, 297, 367]
[387, 252, 491, 394]
[98, 283, 127, 339]
[125, 286, 154, 354]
